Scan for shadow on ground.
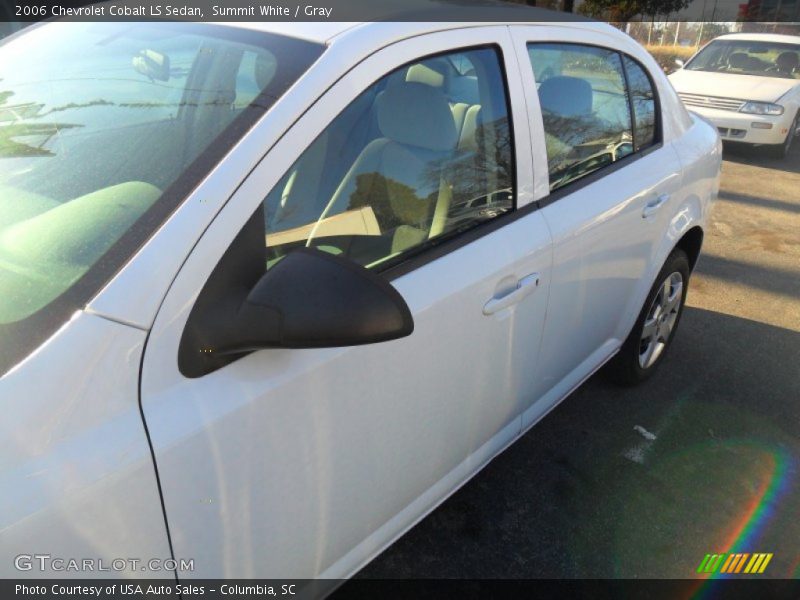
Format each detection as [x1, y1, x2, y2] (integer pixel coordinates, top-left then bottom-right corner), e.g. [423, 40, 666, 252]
[722, 140, 800, 175]
[356, 307, 800, 579]
[694, 254, 800, 301]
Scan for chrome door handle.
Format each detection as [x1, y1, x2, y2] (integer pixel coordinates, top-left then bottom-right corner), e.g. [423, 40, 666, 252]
[483, 273, 540, 315]
[642, 193, 669, 218]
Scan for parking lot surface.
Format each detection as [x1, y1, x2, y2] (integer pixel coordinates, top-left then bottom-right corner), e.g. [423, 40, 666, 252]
[354, 142, 800, 579]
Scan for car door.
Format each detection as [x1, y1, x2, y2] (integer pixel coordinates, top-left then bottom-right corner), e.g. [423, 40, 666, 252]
[510, 26, 684, 426]
[140, 27, 552, 579]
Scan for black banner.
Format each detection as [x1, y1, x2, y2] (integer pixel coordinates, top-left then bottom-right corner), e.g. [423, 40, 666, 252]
[0, 0, 799, 24]
[4, 579, 800, 600]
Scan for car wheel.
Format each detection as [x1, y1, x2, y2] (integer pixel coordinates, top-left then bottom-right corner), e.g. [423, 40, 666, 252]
[605, 249, 691, 385]
[767, 111, 799, 159]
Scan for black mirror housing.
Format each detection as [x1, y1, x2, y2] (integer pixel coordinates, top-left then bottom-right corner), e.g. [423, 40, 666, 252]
[179, 236, 413, 377]
[246, 248, 413, 348]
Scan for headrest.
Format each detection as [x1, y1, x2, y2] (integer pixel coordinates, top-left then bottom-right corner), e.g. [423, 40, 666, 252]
[538, 76, 592, 118]
[255, 53, 277, 90]
[776, 51, 799, 70]
[405, 63, 445, 88]
[728, 53, 748, 69]
[376, 82, 458, 151]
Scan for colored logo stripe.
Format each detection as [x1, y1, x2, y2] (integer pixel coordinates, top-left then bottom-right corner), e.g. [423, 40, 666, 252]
[697, 553, 773, 574]
[745, 553, 773, 574]
[697, 554, 725, 574]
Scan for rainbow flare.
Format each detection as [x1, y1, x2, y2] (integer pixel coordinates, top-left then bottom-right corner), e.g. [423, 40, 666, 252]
[689, 441, 797, 599]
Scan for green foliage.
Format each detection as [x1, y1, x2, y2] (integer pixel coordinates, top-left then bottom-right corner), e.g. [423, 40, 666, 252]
[578, 0, 691, 22]
[645, 45, 698, 72]
[0, 84, 80, 158]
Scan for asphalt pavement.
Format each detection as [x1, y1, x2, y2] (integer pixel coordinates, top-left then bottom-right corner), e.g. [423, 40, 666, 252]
[353, 141, 800, 580]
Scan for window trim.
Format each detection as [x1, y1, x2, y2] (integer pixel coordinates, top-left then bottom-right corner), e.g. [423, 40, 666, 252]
[383, 197, 537, 281]
[525, 41, 664, 206]
[621, 53, 663, 153]
[264, 43, 522, 281]
[619, 51, 638, 152]
[537, 141, 662, 210]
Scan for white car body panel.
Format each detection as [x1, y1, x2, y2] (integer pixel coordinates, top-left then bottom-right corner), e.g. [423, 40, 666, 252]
[0, 313, 170, 577]
[670, 68, 799, 104]
[510, 25, 689, 425]
[1, 18, 722, 583]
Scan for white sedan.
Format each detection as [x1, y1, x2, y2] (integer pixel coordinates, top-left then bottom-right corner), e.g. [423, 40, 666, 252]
[0, 17, 720, 583]
[670, 33, 800, 158]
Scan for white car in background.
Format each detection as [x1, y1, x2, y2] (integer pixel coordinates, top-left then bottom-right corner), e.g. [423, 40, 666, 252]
[1, 15, 720, 584]
[670, 33, 800, 158]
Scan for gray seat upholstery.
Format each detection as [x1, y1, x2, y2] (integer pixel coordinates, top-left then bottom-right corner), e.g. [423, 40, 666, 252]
[775, 51, 799, 74]
[255, 53, 277, 90]
[375, 82, 458, 152]
[458, 104, 482, 151]
[401, 61, 482, 151]
[728, 52, 749, 70]
[538, 76, 593, 117]
[537, 76, 594, 172]
[315, 82, 458, 255]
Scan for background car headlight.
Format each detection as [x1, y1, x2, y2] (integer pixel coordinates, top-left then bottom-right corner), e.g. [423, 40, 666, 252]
[739, 101, 784, 116]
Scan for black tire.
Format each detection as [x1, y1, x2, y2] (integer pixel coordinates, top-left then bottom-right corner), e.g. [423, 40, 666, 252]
[605, 249, 691, 386]
[766, 111, 798, 159]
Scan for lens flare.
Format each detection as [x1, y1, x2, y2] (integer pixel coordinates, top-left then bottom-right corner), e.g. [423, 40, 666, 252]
[688, 441, 796, 599]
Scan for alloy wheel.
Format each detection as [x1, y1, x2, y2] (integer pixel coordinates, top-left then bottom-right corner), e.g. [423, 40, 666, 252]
[639, 272, 683, 369]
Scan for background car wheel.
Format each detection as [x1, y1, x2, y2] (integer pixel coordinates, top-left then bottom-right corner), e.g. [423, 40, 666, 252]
[767, 111, 799, 159]
[605, 248, 691, 386]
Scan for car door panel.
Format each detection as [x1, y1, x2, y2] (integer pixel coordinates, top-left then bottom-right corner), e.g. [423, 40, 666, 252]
[524, 148, 682, 426]
[509, 27, 684, 424]
[140, 28, 552, 579]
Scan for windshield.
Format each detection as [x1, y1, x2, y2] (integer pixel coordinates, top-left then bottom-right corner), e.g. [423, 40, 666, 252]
[685, 39, 800, 79]
[0, 22, 323, 374]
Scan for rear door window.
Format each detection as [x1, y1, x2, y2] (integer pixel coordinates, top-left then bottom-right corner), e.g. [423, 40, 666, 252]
[527, 43, 633, 191]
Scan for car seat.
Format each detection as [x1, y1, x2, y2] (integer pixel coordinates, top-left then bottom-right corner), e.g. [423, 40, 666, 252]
[773, 51, 799, 75]
[310, 81, 458, 255]
[537, 75, 594, 170]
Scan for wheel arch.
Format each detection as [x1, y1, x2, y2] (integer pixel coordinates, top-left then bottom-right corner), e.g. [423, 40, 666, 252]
[617, 218, 706, 345]
[674, 225, 704, 271]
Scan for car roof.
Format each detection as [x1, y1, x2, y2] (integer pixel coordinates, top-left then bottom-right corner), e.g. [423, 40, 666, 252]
[714, 32, 800, 46]
[219, 22, 358, 44]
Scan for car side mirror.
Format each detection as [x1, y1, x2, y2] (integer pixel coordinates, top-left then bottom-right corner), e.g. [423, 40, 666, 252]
[179, 247, 414, 377]
[244, 248, 413, 348]
[133, 49, 171, 82]
[674, 59, 685, 69]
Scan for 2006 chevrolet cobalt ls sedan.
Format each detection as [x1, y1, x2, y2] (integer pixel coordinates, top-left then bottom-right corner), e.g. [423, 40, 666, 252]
[0, 16, 720, 580]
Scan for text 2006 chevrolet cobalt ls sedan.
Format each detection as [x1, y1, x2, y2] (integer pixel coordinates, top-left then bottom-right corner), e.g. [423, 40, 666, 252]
[0, 16, 720, 580]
